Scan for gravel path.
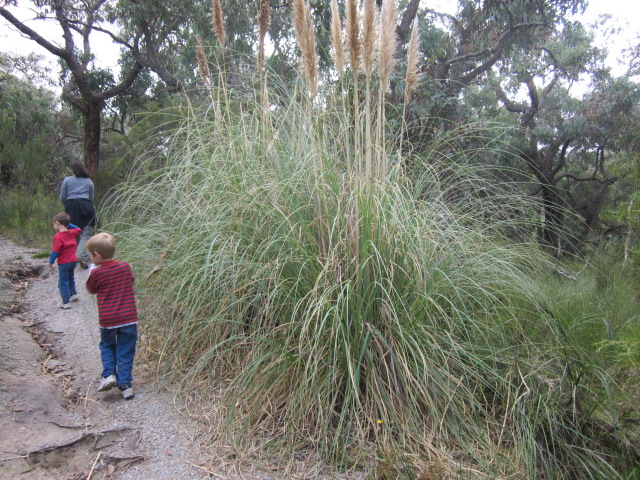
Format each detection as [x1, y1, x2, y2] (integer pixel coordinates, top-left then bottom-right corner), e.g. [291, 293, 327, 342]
[16, 238, 213, 479]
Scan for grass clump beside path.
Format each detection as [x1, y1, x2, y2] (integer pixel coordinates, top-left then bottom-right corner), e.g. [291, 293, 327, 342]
[101, 1, 639, 477]
[103, 102, 638, 478]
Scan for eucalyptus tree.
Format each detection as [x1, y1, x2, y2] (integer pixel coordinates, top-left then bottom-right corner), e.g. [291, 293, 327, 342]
[401, 0, 587, 145]
[486, 18, 603, 251]
[574, 75, 640, 240]
[0, 0, 149, 178]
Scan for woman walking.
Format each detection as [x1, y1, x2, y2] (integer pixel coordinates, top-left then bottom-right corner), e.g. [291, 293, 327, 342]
[60, 162, 97, 267]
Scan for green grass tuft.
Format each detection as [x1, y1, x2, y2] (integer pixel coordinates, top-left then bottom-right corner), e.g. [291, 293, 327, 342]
[0, 187, 59, 248]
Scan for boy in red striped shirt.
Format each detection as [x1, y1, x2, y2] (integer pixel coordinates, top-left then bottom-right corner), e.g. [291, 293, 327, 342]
[85, 232, 138, 400]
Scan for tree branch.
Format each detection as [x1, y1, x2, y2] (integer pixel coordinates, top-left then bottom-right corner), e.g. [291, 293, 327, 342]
[551, 137, 572, 177]
[397, 0, 420, 44]
[492, 83, 526, 114]
[446, 22, 545, 68]
[97, 60, 143, 100]
[557, 173, 618, 185]
[0, 6, 68, 59]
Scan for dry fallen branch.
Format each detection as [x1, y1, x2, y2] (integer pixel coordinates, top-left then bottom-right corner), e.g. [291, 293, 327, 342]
[48, 421, 87, 430]
[26, 427, 132, 461]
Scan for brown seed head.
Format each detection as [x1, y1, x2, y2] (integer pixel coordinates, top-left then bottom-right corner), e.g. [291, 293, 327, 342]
[330, 0, 344, 76]
[257, 0, 271, 72]
[405, 21, 420, 98]
[362, 0, 376, 77]
[345, 0, 359, 72]
[196, 44, 211, 86]
[293, 0, 319, 97]
[211, 0, 226, 46]
[379, 0, 398, 92]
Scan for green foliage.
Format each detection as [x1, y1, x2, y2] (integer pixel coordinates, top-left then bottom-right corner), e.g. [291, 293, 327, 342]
[0, 65, 72, 189]
[0, 187, 60, 248]
[98, 96, 188, 200]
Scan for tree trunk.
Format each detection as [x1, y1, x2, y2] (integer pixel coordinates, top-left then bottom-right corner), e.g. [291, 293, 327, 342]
[84, 99, 104, 179]
[538, 173, 564, 255]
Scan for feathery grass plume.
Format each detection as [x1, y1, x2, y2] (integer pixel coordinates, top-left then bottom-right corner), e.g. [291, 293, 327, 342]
[345, 0, 361, 175]
[195, 43, 211, 86]
[211, 0, 226, 47]
[210, 0, 228, 98]
[378, 0, 397, 93]
[330, 0, 344, 76]
[376, 0, 397, 178]
[400, 19, 420, 153]
[362, 0, 376, 78]
[362, 0, 377, 184]
[257, 0, 271, 132]
[257, 0, 271, 74]
[345, 0, 359, 72]
[293, 0, 319, 98]
[405, 19, 420, 100]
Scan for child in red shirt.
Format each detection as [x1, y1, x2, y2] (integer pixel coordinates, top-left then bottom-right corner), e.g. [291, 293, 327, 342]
[49, 212, 81, 309]
[85, 232, 138, 400]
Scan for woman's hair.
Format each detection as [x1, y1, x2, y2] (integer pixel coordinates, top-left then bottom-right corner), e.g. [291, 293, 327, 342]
[86, 232, 116, 259]
[70, 162, 90, 178]
[53, 212, 71, 226]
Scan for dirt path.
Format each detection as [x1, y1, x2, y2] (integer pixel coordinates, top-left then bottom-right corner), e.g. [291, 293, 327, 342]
[0, 237, 365, 480]
[0, 237, 221, 479]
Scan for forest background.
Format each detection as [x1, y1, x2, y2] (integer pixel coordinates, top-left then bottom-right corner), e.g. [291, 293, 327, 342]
[1, 0, 639, 478]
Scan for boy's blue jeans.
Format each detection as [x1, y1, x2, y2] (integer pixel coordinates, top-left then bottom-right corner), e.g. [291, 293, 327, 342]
[57, 261, 77, 304]
[99, 324, 137, 389]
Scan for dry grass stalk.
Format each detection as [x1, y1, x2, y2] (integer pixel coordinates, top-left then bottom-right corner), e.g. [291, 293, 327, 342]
[196, 44, 211, 86]
[378, 0, 398, 92]
[362, 0, 376, 78]
[361, 0, 376, 185]
[376, 0, 397, 180]
[405, 20, 420, 100]
[257, 0, 271, 74]
[345, 0, 360, 73]
[293, 0, 319, 97]
[400, 19, 420, 155]
[211, 0, 226, 46]
[330, 0, 344, 76]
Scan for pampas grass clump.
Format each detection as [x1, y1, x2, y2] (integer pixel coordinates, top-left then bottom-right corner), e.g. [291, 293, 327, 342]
[100, 1, 638, 478]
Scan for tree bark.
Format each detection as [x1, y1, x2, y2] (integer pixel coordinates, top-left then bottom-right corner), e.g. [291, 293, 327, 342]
[538, 172, 563, 251]
[84, 100, 104, 179]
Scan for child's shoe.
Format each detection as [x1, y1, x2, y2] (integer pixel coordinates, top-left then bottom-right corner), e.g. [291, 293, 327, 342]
[97, 374, 117, 392]
[121, 387, 134, 400]
[57, 302, 71, 309]
[70, 294, 79, 302]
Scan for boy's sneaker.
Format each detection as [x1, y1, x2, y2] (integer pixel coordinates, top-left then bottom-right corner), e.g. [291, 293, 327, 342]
[70, 294, 79, 302]
[121, 387, 134, 400]
[57, 302, 71, 309]
[97, 374, 117, 392]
